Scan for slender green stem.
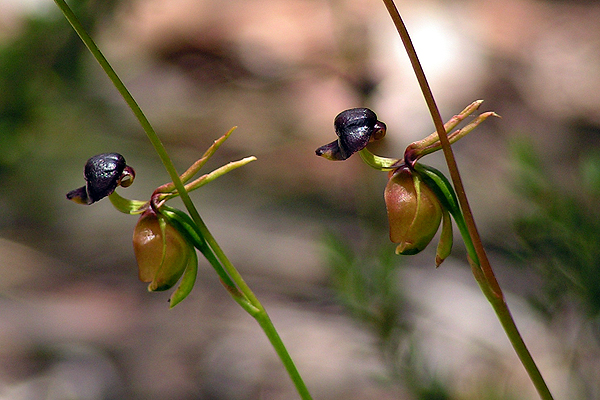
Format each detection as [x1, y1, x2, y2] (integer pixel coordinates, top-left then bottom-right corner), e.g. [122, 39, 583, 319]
[254, 312, 314, 400]
[54, 2, 312, 398]
[381, 1, 554, 399]
[176, 212, 313, 399]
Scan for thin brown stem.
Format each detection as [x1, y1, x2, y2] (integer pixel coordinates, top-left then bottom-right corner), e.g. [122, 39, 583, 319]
[381, 1, 554, 399]
[381, 0, 492, 284]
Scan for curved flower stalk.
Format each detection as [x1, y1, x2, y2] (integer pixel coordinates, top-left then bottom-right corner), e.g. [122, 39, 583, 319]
[316, 101, 496, 267]
[379, 1, 555, 398]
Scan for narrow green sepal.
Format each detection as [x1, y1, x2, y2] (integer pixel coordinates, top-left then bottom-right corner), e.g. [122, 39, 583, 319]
[435, 208, 453, 267]
[413, 163, 479, 265]
[160, 206, 210, 251]
[169, 246, 198, 308]
[413, 164, 460, 217]
[160, 205, 241, 296]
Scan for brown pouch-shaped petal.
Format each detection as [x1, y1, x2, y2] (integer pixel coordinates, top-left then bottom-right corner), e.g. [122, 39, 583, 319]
[385, 166, 442, 255]
[133, 209, 193, 291]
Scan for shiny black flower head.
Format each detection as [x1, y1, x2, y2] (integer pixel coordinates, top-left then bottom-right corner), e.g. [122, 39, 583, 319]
[316, 108, 386, 160]
[67, 153, 135, 204]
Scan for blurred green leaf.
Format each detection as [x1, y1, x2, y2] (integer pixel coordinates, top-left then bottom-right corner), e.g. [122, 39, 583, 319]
[511, 140, 600, 320]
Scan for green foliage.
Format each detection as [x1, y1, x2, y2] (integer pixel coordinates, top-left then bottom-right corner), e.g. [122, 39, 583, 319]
[323, 232, 410, 346]
[0, 0, 126, 230]
[512, 141, 600, 321]
[0, 0, 120, 167]
[322, 232, 454, 400]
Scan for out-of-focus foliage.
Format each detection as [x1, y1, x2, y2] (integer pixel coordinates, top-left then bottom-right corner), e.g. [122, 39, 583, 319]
[0, 0, 119, 164]
[0, 0, 122, 228]
[323, 232, 454, 400]
[512, 140, 600, 323]
[324, 232, 410, 352]
[510, 139, 600, 399]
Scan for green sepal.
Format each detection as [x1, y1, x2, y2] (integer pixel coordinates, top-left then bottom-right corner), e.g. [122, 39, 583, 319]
[159, 205, 210, 252]
[159, 205, 240, 295]
[413, 164, 460, 216]
[169, 245, 198, 308]
[109, 191, 148, 214]
[435, 207, 453, 267]
[413, 163, 478, 264]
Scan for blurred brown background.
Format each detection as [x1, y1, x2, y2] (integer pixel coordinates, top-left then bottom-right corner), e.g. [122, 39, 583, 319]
[1, 0, 599, 399]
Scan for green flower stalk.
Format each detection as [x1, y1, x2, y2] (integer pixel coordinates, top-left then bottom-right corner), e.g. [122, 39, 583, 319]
[56, 1, 313, 397]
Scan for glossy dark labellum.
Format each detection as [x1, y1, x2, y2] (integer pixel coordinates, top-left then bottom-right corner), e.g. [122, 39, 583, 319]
[316, 108, 386, 161]
[66, 153, 135, 204]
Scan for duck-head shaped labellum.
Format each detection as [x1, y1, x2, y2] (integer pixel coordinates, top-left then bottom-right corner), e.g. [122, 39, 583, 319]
[316, 108, 387, 160]
[67, 153, 135, 204]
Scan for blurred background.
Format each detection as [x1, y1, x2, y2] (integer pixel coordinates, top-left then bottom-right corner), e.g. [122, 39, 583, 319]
[1, 0, 600, 398]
